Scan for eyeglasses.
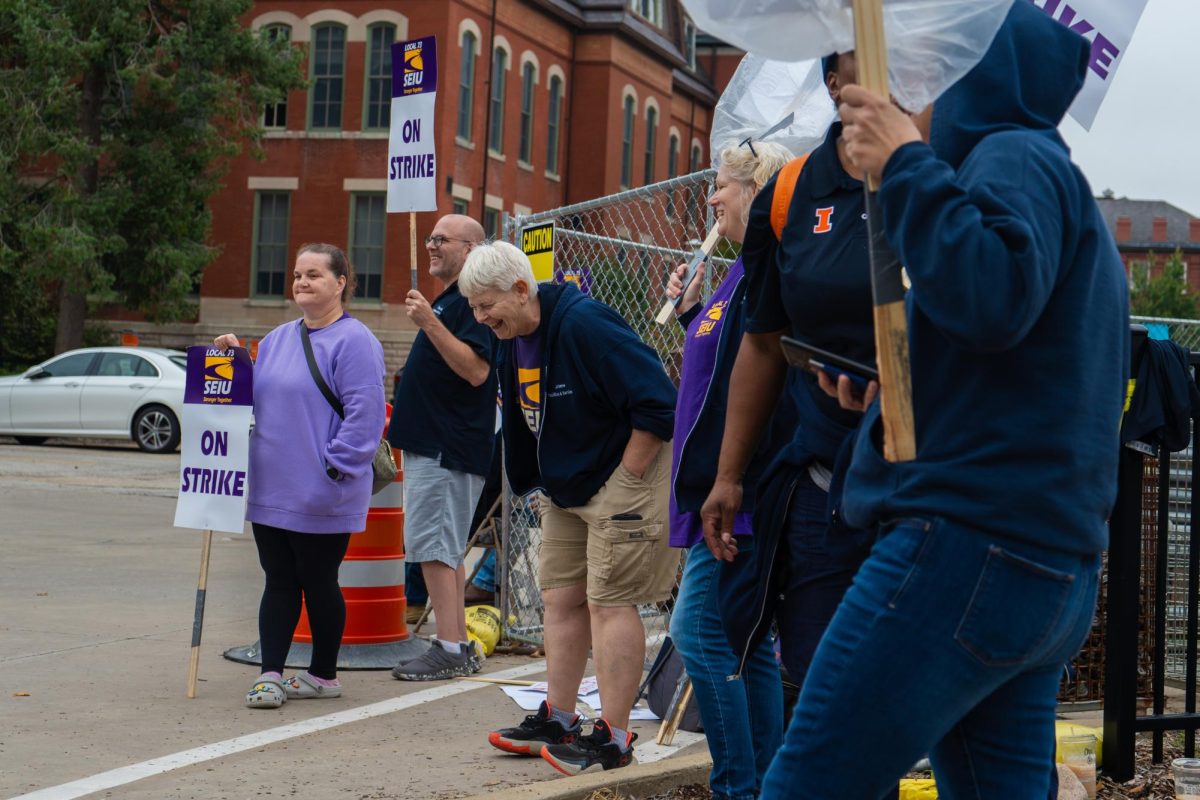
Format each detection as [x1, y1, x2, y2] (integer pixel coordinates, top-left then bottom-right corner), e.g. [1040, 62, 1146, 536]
[424, 235, 473, 248]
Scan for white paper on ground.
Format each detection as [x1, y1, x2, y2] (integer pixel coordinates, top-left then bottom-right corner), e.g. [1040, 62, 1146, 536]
[498, 684, 659, 720]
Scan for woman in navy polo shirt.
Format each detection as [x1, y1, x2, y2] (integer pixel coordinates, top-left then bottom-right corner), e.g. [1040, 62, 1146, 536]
[665, 140, 793, 800]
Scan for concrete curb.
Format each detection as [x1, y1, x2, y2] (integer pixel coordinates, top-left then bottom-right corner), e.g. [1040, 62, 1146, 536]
[465, 752, 712, 800]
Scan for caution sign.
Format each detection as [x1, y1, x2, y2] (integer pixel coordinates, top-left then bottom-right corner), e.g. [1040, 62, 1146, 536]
[521, 222, 554, 283]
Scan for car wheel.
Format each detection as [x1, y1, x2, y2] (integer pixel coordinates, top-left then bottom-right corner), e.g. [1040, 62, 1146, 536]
[133, 405, 180, 453]
[14, 436, 48, 446]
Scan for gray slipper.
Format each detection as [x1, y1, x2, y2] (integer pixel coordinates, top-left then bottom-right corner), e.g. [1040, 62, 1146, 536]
[245, 676, 288, 708]
[283, 671, 342, 699]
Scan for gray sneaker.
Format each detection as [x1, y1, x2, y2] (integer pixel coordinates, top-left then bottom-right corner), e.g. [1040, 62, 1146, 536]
[467, 640, 484, 674]
[392, 642, 474, 681]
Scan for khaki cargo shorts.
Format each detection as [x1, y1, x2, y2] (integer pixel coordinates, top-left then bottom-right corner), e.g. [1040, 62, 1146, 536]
[539, 443, 681, 607]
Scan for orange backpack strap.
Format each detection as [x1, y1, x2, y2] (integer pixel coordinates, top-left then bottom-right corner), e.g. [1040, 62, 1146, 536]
[770, 154, 810, 241]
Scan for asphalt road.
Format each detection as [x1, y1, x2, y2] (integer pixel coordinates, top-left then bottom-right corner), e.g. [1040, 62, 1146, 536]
[0, 439, 701, 800]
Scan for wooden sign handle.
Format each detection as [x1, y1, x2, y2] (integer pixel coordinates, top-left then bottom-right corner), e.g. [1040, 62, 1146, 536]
[654, 225, 722, 326]
[853, 0, 917, 462]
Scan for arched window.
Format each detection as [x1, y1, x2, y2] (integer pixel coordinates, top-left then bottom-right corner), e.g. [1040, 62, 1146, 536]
[488, 47, 508, 153]
[689, 140, 703, 173]
[262, 25, 291, 129]
[364, 23, 395, 130]
[620, 94, 636, 189]
[643, 105, 658, 184]
[518, 61, 536, 164]
[309, 23, 346, 129]
[457, 31, 477, 141]
[667, 132, 679, 179]
[546, 75, 563, 174]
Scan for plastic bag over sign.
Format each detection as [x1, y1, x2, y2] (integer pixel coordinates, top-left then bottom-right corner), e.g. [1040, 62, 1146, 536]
[681, 0, 1015, 113]
[709, 55, 836, 168]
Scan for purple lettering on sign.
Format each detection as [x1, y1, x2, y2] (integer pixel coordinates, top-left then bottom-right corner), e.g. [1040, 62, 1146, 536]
[1028, 0, 1121, 81]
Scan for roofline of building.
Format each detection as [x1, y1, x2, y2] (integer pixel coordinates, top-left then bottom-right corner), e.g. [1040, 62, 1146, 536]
[672, 66, 717, 103]
[1118, 242, 1200, 254]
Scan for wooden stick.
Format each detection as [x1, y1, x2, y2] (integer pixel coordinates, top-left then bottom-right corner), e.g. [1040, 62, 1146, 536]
[409, 212, 419, 292]
[453, 676, 538, 687]
[656, 678, 693, 745]
[186, 529, 213, 699]
[654, 226, 722, 325]
[852, 0, 917, 462]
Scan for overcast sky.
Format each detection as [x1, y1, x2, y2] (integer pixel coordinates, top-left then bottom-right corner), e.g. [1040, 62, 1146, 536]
[1059, 0, 1198, 216]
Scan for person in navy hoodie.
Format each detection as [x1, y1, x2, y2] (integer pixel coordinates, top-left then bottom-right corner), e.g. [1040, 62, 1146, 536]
[757, 5, 1130, 797]
[215, 243, 386, 709]
[664, 139, 793, 800]
[458, 241, 678, 776]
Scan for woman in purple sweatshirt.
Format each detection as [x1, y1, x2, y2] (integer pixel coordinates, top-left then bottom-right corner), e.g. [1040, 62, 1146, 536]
[216, 243, 386, 709]
[665, 141, 793, 800]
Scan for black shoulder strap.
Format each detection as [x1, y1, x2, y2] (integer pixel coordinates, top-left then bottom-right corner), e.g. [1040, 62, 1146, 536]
[298, 320, 345, 419]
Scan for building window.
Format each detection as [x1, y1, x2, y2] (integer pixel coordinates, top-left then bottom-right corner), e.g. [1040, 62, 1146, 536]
[254, 192, 290, 297]
[518, 61, 536, 164]
[631, 0, 662, 26]
[689, 142, 703, 173]
[309, 24, 346, 130]
[643, 106, 657, 185]
[488, 48, 508, 154]
[483, 207, 502, 239]
[667, 133, 679, 179]
[620, 95, 635, 189]
[262, 25, 291, 129]
[452, 198, 469, 216]
[546, 75, 563, 174]
[457, 31, 477, 141]
[684, 20, 696, 70]
[363, 24, 394, 131]
[350, 194, 385, 300]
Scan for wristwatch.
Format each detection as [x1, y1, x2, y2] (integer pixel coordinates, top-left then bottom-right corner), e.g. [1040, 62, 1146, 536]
[326, 465, 340, 481]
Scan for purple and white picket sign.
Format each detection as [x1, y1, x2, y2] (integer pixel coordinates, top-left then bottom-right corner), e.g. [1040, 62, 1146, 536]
[1028, 0, 1150, 129]
[387, 35, 438, 213]
[173, 346, 254, 534]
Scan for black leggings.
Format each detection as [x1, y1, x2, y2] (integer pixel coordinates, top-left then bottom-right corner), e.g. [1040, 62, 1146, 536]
[252, 523, 351, 680]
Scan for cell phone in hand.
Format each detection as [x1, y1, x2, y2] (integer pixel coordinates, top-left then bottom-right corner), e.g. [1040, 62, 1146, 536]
[779, 336, 878, 392]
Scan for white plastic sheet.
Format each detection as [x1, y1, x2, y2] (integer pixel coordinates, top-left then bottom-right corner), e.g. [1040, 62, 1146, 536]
[682, 0, 1016, 113]
[709, 55, 836, 166]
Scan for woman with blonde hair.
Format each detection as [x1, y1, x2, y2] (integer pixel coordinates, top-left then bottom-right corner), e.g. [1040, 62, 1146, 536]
[665, 139, 793, 800]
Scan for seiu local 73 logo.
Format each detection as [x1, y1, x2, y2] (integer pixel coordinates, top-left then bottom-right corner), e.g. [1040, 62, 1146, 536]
[204, 353, 234, 395]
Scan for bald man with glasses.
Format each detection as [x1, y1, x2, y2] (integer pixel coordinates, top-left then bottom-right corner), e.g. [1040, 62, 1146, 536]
[389, 214, 499, 681]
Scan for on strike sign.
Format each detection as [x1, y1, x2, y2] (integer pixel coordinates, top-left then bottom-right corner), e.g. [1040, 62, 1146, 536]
[173, 347, 254, 534]
[387, 35, 438, 212]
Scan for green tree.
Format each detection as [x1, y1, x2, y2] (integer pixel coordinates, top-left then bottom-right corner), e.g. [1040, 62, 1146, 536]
[0, 0, 304, 365]
[1129, 249, 1199, 320]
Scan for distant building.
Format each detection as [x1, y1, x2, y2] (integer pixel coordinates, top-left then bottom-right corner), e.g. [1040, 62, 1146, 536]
[1096, 193, 1200, 292]
[170, 0, 727, 369]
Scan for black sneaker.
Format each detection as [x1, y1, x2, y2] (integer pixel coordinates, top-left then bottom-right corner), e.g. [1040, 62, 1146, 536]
[540, 718, 637, 776]
[488, 701, 582, 756]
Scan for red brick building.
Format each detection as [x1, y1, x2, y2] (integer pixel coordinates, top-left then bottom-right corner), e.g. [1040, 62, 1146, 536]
[179, 0, 725, 367]
[1096, 195, 1200, 293]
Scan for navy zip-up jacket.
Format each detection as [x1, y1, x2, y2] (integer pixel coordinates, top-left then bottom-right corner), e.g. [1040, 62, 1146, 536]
[499, 282, 676, 508]
[842, 2, 1130, 555]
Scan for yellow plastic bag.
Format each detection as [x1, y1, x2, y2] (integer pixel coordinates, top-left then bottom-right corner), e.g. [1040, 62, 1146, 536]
[466, 604, 501, 656]
[899, 778, 938, 799]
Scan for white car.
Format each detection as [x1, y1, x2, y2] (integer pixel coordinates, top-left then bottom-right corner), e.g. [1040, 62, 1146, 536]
[0, 347, 187, 453]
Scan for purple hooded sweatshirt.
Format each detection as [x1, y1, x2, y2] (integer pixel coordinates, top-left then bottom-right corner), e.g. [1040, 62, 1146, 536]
[246, 315, 386, 533]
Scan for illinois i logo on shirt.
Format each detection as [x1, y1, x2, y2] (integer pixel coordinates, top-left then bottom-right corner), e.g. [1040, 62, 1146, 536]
[813, 207, 834, 234]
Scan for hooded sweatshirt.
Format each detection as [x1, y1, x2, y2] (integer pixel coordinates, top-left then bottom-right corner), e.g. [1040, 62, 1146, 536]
[499, 282, 676, 508]
[841, 2, 1130, 556]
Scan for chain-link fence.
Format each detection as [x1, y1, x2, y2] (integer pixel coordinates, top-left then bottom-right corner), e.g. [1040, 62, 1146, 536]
[497, 170, 724, 661]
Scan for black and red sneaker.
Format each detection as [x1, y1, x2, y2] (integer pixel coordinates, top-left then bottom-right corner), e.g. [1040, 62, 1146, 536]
[540, 718, 637, 776]
[488, 700, 581, 756]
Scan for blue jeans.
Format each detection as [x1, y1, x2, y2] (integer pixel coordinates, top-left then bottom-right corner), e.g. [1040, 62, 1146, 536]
[761, 517, 1101, 800]
[671, 541, 784, 800]
[776, 475, 872, 687]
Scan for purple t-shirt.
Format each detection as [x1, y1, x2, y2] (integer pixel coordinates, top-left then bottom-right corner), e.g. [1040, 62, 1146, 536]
[513, 330, 543, 438]
[669, 258, 754, 548]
